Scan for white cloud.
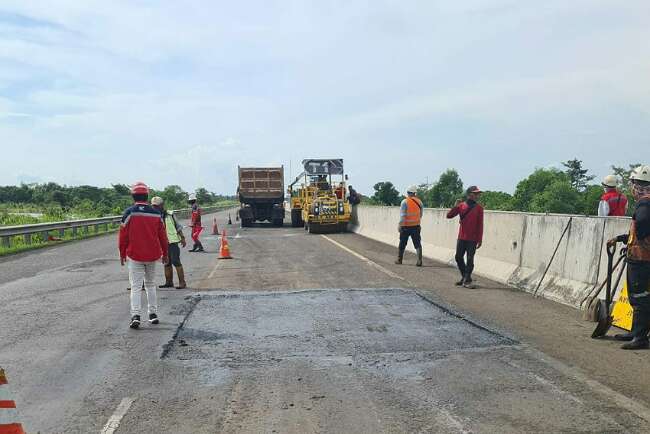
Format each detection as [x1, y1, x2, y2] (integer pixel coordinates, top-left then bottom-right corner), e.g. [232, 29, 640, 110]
[0, 1, 649, 194]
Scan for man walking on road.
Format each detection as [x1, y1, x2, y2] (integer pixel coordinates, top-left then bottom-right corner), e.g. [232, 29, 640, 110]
[188, 193, 205, 252]
[447, 186, 484, 289]
[151, 197, 187, 289]
[119, 182, 169, 329]
[395, 185, 424, 267]
[599, 175, 628, 217]
[608, 165, 650, 350]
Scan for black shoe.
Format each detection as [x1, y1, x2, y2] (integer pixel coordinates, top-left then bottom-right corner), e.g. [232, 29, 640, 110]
[159, 283, 174, 288]
[130, 315, 141, 329]
[455, 278, 465, 286]
[189, 243, 198, 252]
[149, 313, 159, 324]
[463, 282, 477, 289]
[613, 333, 634, 342]
[621, 339, 649, 350]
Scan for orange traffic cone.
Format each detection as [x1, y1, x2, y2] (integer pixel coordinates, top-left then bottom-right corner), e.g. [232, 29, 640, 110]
[218, 230, 233, 259]
[0, 368, 26, 434]
[212, 218, 220, 235]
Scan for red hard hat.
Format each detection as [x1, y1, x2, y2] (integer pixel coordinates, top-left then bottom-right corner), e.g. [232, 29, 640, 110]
[130, 181, 149, 195]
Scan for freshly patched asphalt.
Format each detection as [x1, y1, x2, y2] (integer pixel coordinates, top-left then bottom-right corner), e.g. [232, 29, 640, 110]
[1, 213, 649, 433]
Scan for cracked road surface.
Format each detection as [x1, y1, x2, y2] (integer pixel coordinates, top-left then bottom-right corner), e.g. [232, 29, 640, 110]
[1, 209, 649, 433]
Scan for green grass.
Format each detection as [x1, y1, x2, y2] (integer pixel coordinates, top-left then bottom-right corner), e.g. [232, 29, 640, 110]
[0, 224, 119, 257]
[0, 201, 239, 257]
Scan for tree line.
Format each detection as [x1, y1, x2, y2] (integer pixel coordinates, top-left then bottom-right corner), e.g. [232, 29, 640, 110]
[368, 159, 640, 216]
[0, 182, 236, 220]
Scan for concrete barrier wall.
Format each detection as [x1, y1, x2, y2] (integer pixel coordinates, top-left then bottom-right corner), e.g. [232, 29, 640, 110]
[351, 205, 632, 308]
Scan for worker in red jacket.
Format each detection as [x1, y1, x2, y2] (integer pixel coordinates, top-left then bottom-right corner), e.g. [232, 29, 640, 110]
[188, 193, 205, 252]
[119, 182, 169, 329]
[447, 186, 484, 289]
[599, 174, 628, 217]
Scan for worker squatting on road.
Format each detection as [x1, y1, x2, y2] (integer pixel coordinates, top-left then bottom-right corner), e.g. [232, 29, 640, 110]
[395, 185, 424, 267]
[447, 186, 484, 289]
[151, 196, 187, 289]
[608, 165, 650, 350]
[188, 193, 205, 253]
[599, 174, 629, 217]
[119, 182, 169, 329]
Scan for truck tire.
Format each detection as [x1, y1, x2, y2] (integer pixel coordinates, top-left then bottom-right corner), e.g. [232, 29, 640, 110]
[338, 222, 349, 233]
[291, 209, 302, 228]
[272, 218, 284, 227]
[308, 222, 320, 234]
[241, 218, 253, 228]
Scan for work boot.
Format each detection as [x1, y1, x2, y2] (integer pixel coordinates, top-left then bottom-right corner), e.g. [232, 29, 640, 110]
[621, 339, 649, 350]
[159, 265, 174, 288]
[189, 243, 198, 252]
[455, 276, 465, 286]
[148, 313, 159, 325]
[175, 265, 187, 289]
[613, 332, 634, 342]
[395, 253, 403, 265]
[196, 241, 205, 252]
[416, 248, 423, 267]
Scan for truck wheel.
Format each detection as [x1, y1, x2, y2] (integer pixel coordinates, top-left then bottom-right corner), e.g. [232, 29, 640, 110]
[308, 223, 320, 234]
[291, 209, 301, 227]
[338, 222, 348, 233]
[241, 218, 253, 228]
[272, 218, 284, 227]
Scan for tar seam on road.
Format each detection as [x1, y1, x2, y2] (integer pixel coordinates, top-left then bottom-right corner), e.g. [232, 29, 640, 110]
[100, 397, 135, 434]
[160, 295, 202, 359]
[320, 235, 410, 284]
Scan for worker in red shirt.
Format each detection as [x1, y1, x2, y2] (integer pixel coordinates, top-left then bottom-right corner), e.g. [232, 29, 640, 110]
[447, 186, 484, 289]
[599, 175, 628, 217]
[188, 193, 205, 252]
[119, 182, 169, 329]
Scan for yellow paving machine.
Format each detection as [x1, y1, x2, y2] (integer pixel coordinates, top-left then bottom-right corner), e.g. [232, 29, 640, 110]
[288, 159, 351, 233]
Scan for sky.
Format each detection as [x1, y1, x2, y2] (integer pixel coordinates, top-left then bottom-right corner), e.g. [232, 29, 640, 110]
[1, 1, 649, 196]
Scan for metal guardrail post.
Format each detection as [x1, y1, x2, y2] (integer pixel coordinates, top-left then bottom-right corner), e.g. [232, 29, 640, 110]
[2, 236, 10, 248]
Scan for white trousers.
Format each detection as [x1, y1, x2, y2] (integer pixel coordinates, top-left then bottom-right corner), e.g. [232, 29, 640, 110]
[128, 259, 158, 316]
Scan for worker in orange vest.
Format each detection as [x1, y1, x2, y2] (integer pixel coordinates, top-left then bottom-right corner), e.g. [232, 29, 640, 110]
[599, 175, 628, 217]
[396, 185, 423, 267]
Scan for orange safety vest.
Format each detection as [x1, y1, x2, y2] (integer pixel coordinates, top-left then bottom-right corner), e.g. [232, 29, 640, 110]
[627, 220, 650, 263]
[402, 197, 423, 227]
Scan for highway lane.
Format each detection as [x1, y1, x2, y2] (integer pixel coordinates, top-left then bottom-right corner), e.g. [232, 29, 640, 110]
[0, 209, 233, 433]
[1, 210, 649, 433]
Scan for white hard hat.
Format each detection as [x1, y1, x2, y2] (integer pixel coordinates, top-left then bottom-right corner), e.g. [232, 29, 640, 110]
[151, 196, 164, 206]
[630, 165, 650, 183]
[188, 193, 197, 201]
[602, 175, 618, 188]
[406, 185, 418, 194]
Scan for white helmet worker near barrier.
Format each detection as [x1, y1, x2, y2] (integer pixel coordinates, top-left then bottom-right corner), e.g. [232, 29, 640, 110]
[599, 174, 628, 217]
[607, 164, 650, 349]
[395, 185, 424, 267]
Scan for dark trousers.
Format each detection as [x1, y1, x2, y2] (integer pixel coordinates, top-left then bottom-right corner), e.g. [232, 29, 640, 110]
[455, 239, 478, 281]
[627, 261, 650, 341]
[398, 226, 422, 254]
[166, 243, 182, 267]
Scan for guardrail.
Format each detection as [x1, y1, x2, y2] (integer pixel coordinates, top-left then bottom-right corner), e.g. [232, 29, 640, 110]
[0, 205, 233, 250]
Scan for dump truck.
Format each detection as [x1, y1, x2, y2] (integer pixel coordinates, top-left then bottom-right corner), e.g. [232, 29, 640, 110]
[288, 159, 351, 233]
[238, 166, 285, 227]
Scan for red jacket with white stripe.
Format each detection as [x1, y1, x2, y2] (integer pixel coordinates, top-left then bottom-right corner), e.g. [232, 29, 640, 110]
[118, 202, 169, 262]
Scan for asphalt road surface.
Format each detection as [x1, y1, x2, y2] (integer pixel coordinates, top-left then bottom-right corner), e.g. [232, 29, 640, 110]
[1, 208, 649, 433]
